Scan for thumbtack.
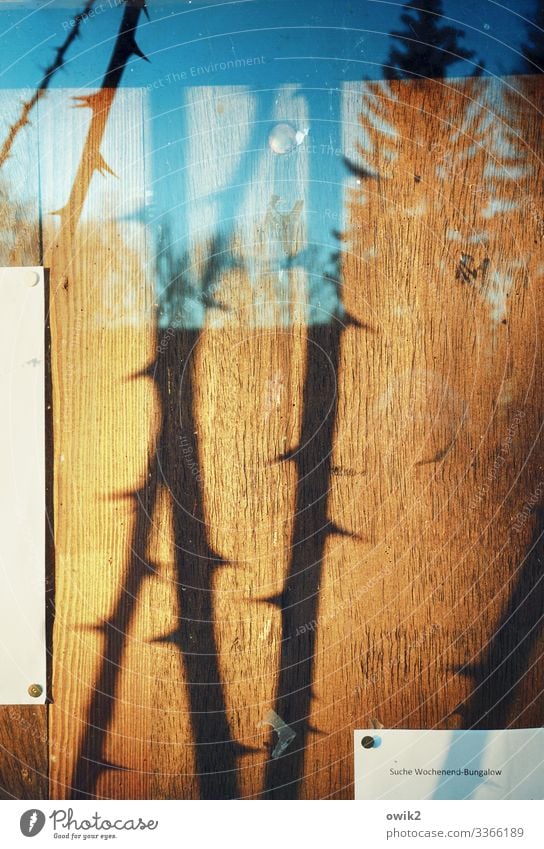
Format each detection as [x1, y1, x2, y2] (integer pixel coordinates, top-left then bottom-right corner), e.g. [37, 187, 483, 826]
[24, 270, 40, 287]
[28, 684, 43, 698]
[361, 735, 375, 749]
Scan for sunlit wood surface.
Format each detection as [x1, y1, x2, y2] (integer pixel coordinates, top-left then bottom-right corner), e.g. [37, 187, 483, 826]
[0, 74, 543, 799]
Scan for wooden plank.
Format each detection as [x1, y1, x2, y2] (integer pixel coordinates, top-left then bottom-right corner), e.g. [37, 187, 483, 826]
[35, 74, 544, 801]
[38, 87, 157, 799]
[0, 90, 48, 800]
[309, 73, 544, 798]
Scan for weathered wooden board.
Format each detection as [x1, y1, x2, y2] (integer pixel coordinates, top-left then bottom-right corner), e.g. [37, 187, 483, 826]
[306, 74, 544, 798]
[37, 87, 157, 799]
[0, 74, 542, 800]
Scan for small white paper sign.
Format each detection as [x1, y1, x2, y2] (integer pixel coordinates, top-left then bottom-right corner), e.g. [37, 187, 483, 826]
[355, 729, 544, 800]
[0, 267, 46, 704]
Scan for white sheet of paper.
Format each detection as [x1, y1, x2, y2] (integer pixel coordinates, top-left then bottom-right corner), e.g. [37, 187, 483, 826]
[0, 267, 46, 704]
[354, 729, 544, 800]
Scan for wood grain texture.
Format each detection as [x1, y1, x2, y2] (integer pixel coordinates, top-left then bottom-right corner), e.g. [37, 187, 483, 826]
[38, 87, 156, 799]
[1, 75, 543, 800]
[0, 90, 48, 801]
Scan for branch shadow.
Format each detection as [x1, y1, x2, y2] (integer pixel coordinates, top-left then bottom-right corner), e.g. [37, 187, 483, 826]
[262, 242, 370, 799]
[455, 503, 544, 729]
[71, 231, 244, 799]
[262, 315, 343, 798]
[0, 0, 99, 169]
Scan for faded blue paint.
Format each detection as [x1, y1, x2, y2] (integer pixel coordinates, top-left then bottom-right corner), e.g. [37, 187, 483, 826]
[0, 1, 538, 327]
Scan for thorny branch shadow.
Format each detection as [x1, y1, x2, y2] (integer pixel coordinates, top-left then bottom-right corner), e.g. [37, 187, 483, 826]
[455, 501, 544, 729]
[263, 234, 370, 798]
[72, 228, 246, 799]
[5, 0, 541, 803]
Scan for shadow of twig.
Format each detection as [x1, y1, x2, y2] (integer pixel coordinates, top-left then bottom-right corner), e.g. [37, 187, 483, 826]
[72, 230, 244, 799]
[263, 239, 369, 798]
[51, 0, 149, 229]
[454, 504, 544, 728]
[0, 1, 99, 169]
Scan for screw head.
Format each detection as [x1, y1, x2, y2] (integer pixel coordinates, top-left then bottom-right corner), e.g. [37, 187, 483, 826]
[28, 684, 43, 698]
[361, 735, 375, 749]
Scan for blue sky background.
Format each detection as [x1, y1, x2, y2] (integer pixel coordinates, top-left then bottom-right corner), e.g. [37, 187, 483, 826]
[0, 1, 540, 91]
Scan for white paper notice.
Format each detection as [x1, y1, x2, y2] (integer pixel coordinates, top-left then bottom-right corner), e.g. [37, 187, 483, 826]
[0, 267, 46, 704]
[355, 729, 544, 800]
